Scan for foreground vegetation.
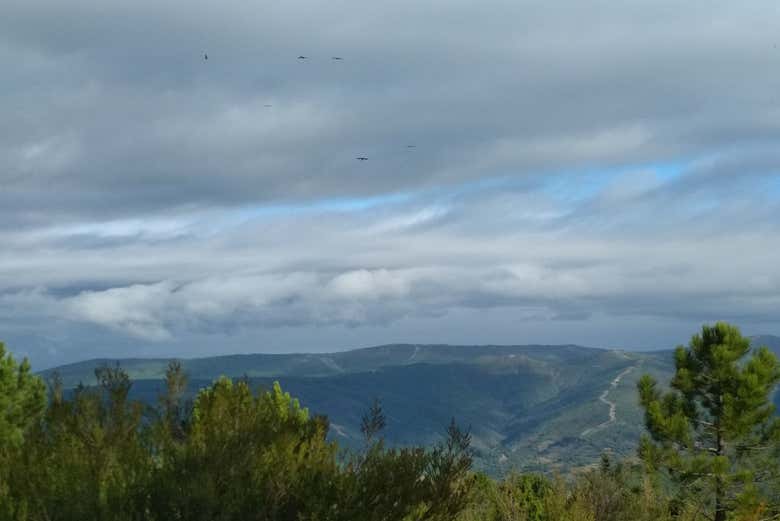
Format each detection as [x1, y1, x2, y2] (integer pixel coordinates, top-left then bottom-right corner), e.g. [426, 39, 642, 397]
[2, 322, 780, 520]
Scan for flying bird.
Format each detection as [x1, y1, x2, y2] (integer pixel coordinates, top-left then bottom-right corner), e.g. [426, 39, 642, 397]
[356, 157, 368, 161]
[297, 55, 308, 60]
[331, 56, 343, 60]
[406, 145, 416, 148]
[204, 53, 208, 60]
[264, 104, 273, 107]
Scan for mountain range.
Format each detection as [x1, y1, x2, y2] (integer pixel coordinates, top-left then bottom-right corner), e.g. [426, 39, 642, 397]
[42, 336, 780, 474]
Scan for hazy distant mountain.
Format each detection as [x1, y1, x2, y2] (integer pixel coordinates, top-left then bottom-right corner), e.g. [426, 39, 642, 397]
[752, 335, 780, 352]
[44, 344, 611, 386]
[54, 338, 780, 473]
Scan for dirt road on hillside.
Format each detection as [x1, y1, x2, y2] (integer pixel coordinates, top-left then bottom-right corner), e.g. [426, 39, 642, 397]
[581, 365, 636, 437]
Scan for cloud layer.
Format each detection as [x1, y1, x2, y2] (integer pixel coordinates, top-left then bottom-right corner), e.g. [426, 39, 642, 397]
[1, 0, 780, 366]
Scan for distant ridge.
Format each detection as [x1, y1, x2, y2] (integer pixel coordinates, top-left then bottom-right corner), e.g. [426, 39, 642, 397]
[41, 342, 677, 474]
[40, 338, 780, 474]
[41, 343, 606, 387]
[751, 335, 780, 352]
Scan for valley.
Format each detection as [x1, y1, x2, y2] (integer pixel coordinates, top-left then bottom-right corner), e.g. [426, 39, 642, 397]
[43, 337, 779, 474]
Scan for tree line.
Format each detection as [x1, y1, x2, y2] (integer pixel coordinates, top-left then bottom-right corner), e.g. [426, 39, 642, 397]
[1, 322, 780, 520]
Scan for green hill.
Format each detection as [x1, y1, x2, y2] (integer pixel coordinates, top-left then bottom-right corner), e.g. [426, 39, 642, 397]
[43, 337, 780, 474]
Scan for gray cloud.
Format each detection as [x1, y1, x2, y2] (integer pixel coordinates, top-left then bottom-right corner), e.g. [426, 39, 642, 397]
[3, 1, 780, 220]
[1, 0, 780, 366]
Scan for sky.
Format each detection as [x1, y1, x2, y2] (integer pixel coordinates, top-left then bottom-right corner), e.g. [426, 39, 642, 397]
[2, 0, 780, 368]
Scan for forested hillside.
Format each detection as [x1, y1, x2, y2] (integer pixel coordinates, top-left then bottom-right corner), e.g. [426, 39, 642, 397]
[42, 337, 780, 474]
[42, 343, 678, 473]
[3, 325, 780, 520]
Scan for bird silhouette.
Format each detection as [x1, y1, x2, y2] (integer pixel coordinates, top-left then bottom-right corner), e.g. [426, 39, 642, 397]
[406, 145, 416, 148]
[264, 104, 273, 107]
[297, 55, 308, 60]
[356, 157, 368, 161]
[204, 53, 208, 60]
[331, 56, 343, 60]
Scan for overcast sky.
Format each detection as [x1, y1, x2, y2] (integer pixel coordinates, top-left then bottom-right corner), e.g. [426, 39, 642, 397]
[2, 0, 780, 368]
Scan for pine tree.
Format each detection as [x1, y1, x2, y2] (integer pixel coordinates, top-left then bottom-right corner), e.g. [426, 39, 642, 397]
[0, 342, 46, 519]
[0, 342, 45, 452]
[638, 322, 780, 520]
